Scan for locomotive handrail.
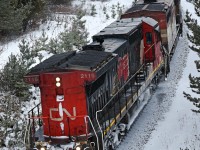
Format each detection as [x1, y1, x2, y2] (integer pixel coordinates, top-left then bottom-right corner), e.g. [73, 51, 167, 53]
[26, 114, 100, 149]
[28, 103, 41, 114]
[144, 42, 156, 54]
[96, 110, 104, 150]
[28, 116, 49, 119]
[95, 63, 145, 140]
[85, 116, 100, 150]
[64, 115, 100, 150]
[95, 41, 158, 118]
[88, 83, 105, 100]
[98, 63, 145, 112]
[96, 57, 164, 137]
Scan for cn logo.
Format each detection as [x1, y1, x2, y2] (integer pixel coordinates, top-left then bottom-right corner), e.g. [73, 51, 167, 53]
[50, 107, 77, 121]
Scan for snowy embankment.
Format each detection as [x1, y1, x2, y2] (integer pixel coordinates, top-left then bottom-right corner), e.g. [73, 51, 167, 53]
[118, 1, 200, 150]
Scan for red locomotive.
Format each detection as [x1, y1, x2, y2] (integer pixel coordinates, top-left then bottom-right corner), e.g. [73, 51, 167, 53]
[24, 0, 182, 149]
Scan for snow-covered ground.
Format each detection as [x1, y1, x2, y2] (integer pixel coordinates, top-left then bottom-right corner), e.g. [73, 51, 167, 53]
[0, 0, 199, 149]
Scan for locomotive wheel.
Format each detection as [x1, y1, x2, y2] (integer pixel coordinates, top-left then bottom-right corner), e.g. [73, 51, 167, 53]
[121, 112, 130, 124]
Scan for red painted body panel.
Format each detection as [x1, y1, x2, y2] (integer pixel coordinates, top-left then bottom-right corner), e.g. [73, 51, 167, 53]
[142, 21, 163, 69]
[117, 54, 129, 82]
[39, 71, 96, 138]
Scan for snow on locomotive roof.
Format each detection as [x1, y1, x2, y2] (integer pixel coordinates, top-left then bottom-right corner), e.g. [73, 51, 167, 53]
[126, 3, 166, 13]
[136, 0, 173, 6]
[89, 38, 127, 53]
[142, 17, 158, 27]
[94, 17, 157, 37]
[95, 18, 141, 36]
[60, 50, 114, 71]
[126, 0, 174, 13]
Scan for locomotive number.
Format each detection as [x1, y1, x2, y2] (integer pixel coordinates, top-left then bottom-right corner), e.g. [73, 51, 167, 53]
[80, 73, 95, 79]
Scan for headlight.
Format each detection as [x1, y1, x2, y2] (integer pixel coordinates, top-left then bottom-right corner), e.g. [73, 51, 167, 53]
[56, 77, 60, 82]
[35, 141, 48, 150]
[40, 147, 46, 150]
[75, 146, 81, 150]
[56, 82, 61, 87]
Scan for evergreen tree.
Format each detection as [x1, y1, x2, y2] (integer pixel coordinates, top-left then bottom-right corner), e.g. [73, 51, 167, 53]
[0, 93, 25, 148]
[70, 12, 89, 50]
[116, 3, 123, 17]
[0, 54, 29, 99]
[0, 0, 31, 35]
[0, 0, 46, 36]
[0, 39, 40, 100]
[91, 4, 97, 16]
[183, 5, 200, 112]
[106, 14, 110, 20]
[103, 6, 107, 14]
[50, 0, 72, 5]
[193, 0, 200, 16]
[111, 5, 116, 19]
[26, 0, 46, 25]
[19, 39, 38, 68]
[47, 12, 88, 54]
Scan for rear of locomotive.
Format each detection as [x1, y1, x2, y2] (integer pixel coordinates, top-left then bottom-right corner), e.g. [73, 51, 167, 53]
[24, 51, 117, 150]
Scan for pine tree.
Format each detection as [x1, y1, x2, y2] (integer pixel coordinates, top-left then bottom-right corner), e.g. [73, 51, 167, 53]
[47, 11, 88, 54]
[0, 0, 30, 35]
[183, 5, 200, 112]
[0, 54, 31, 100]
[193, 0, 200, 16]
[106, 14, 110, 20]
[0, 38, 40, 100]
[111, 5, 116, 19]
[103, 6, 107, 14]
[0, 93, 25, 148]
[91, 4, 97, 16]
[27, 0, 46, 24]
[0, 0, 46, 36]
[19, 39, 37, 68]
[116, 3, 123, 18]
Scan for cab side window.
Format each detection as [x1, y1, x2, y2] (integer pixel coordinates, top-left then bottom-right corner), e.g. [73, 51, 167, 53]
[146, 32, 152, 44]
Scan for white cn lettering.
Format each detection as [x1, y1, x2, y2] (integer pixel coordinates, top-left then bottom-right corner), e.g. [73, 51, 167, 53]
[50, 107, 76, 121]
[59, 102, 63, 117]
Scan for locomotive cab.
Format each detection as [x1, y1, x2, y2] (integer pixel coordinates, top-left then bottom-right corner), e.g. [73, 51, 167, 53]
[142, 18, 163, 69]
